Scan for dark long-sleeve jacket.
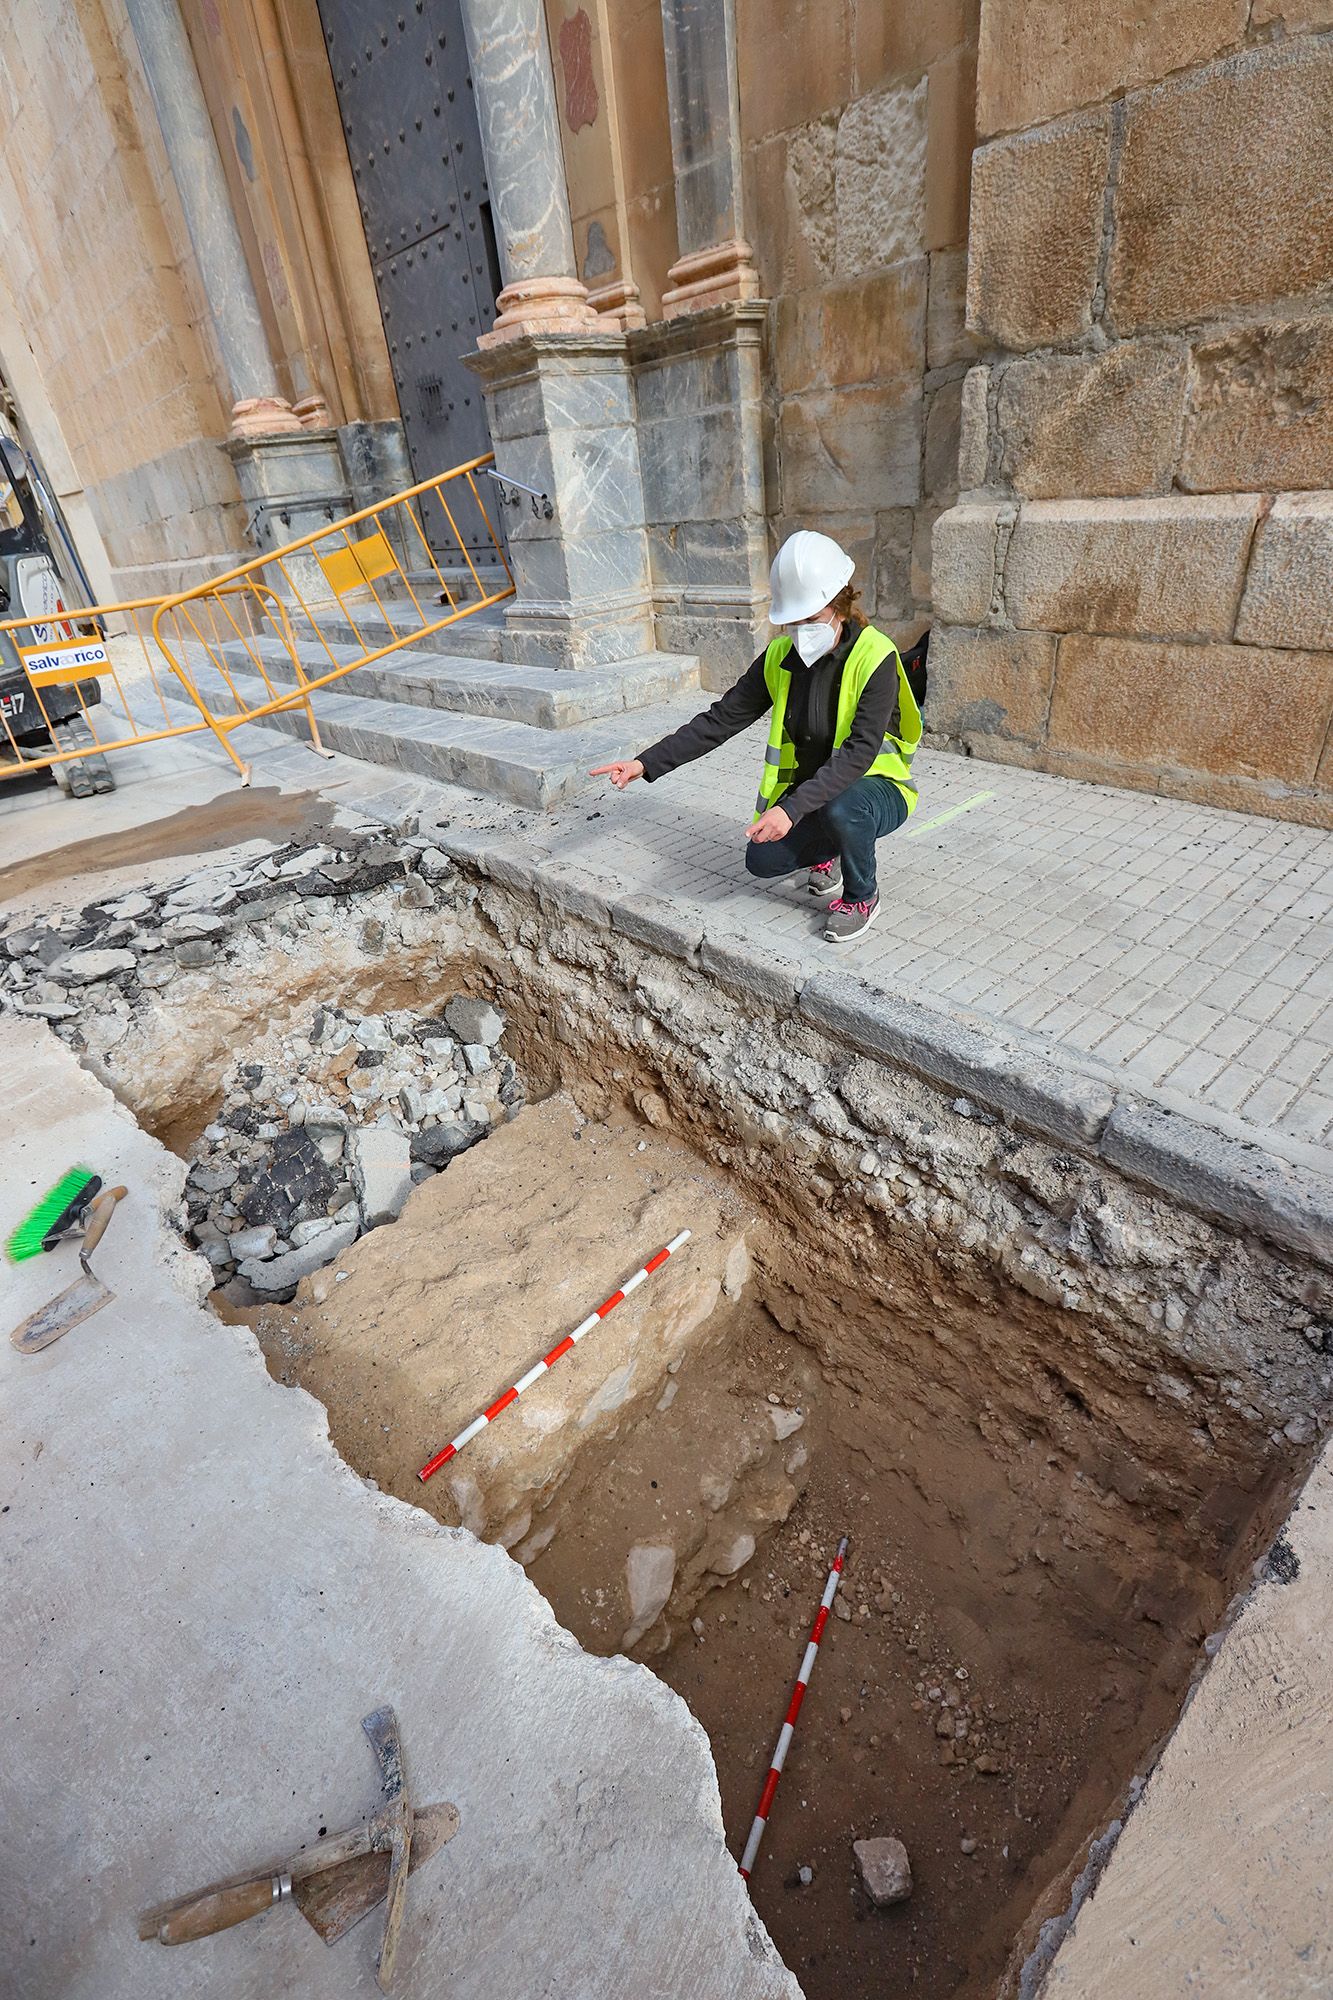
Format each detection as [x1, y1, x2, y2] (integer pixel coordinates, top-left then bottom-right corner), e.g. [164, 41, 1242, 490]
[636, 620, 899, 822]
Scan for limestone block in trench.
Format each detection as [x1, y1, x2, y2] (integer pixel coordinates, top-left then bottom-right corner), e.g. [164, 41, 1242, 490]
[282, 1095, 753, 1552]
[4, 1024, 799, 2000]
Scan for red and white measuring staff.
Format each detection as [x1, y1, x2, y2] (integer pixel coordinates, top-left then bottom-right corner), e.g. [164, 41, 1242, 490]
[738, 1533, 849, 1881]
[418, 1229, 692, 1483]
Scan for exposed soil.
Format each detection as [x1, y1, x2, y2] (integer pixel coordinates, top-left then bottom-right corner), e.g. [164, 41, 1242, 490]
[242, 1090, 1234, 2000]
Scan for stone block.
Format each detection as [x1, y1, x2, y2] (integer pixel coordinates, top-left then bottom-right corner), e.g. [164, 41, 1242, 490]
[1236, 494, 1333, 652]
[871, 508, 916, 620]
[737, 0, 853, 137]
[1251, 0, 1333, 21]
[835, 78, 928, 278]
[548, 424, 651, 542]
[609, 893, 705, 963]
[798, 972, 1115, 1146]
[924, 375, 964, 504]
[1109, 41, 1333, 334]
[925, 39, 976, 252]
[699, 928, 808, 1010]
[445, 995, 506, 1046]
[977, 0, 1246, 137]
[931, 502, 1012, 624]
[1003, 495, 1263, 639]
[242, 1220, 359, 1295]
[774, 260, 926, 394]
[854, 1836, 913, 1906]
[957, 367, 990, 490]
[682, 518, 769, 591]
[638, 406, 756, 524]
[1180, 319, 1333, 495]
[1048, 636, 1333, 787]
[927, 248, 985, 370]
[779, 381, 922, 513]
[1100, 1102, 1333, 1270]
[996, 341, 1189, 500]
[928, 624, 1058, 742]
[967, 111, 1110, 349]
[855, 0, 979, 93]
[351, 1124, 414, 1228]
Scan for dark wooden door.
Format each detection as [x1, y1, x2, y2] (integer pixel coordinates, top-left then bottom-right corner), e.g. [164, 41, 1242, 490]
[317, 0, 506, 562]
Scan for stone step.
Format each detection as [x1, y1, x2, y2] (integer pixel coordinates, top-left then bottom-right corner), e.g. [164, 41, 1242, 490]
[316, 592, 508, 660]
[197, 664, 693, 811]
[215, 634, 699, 731]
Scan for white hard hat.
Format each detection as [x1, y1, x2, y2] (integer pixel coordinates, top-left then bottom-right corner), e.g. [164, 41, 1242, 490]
[768, 531, 855, 624]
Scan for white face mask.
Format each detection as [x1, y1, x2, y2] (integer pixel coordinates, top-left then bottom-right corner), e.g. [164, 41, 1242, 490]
[793, 619, 837, 666]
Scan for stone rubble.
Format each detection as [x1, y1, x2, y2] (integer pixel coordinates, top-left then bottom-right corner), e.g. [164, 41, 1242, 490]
[183, 995, 521, 1301]
[0, 820, 525, 1306]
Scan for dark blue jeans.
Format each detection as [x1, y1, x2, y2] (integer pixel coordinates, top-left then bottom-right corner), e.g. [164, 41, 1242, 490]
[744, 774, 908, 902]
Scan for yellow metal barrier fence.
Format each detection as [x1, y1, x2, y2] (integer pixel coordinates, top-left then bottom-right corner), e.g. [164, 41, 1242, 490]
[0, 453, 513, 791]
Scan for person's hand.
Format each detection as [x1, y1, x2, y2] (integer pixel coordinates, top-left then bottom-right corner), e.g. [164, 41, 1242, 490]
[746, 804, 793, 843]
[590, 758, 644, 790]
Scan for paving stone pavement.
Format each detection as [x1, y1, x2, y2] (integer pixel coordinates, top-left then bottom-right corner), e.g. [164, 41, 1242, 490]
[472, 704, 1333, 1171]
[3, 698, 1330, 1173]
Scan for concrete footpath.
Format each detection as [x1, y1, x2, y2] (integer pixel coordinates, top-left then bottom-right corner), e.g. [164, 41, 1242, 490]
[0, 1021, 797, 2000]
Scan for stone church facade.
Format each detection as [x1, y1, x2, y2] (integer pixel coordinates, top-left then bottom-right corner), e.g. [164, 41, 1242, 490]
[0, 0, 1328, 822]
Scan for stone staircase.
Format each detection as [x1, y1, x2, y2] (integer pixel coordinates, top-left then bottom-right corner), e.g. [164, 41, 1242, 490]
[196, 610, 701, 811]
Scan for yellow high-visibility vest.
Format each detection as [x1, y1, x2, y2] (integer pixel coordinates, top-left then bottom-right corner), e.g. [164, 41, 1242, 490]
[755, 625, 921, 818]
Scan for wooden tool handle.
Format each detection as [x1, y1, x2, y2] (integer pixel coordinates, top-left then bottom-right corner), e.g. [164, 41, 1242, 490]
[80, 1186, 126, 1265]
[156, 1873, 285, 1945]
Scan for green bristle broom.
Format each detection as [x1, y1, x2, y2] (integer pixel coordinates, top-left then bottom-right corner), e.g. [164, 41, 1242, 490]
[5, 1168, 102, 1262]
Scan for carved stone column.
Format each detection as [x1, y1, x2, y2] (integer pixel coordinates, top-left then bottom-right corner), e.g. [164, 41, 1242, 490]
[458, 0, 600, 344]
[658, 0, 759, 316]
[122, 0, 301, 438]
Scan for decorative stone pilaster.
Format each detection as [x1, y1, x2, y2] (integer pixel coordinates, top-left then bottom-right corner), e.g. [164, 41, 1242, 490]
[458, 0, 600, 345]
[658, 0, 759, 317]
[629, 301, 770, 689]
[123, 0, 302, 440]
[465, 334, 655, 670]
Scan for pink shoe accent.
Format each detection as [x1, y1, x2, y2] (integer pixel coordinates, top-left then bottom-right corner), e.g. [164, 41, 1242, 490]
[810, 859, 838, 878]
[828, 897, 874, 915]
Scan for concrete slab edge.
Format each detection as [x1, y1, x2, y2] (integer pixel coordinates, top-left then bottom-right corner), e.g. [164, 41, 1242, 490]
[432, 827, 1333, 1272]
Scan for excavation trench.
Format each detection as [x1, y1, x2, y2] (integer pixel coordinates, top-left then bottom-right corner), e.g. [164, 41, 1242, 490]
[21, 836, 1328, 2000]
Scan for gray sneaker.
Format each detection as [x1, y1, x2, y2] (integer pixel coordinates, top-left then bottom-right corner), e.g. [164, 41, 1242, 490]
[823, 892, 880, 944]
[807, 858, 842, 898]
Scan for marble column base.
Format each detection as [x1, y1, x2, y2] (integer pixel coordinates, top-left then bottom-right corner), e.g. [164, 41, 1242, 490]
[229, 395, 305, 440]
[226, 427, 353, 593]
[587, 279, 648, 333]
[466, 332, 655, 669]
[661, 239, 761, 319]
[478, 275, 601, 348]
[630, 301, 771, 689]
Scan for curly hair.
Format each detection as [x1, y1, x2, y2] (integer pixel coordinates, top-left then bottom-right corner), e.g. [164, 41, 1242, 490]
[827, 579, 863, 624]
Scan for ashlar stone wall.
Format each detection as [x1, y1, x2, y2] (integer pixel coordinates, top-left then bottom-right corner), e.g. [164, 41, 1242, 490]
[930, 8, 1333, 827]
[0, 0, 249, 597]
[739, 0, 980, 636]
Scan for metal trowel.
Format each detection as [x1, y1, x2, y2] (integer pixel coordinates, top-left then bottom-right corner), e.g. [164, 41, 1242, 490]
[10, 1184, 127, 1353]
